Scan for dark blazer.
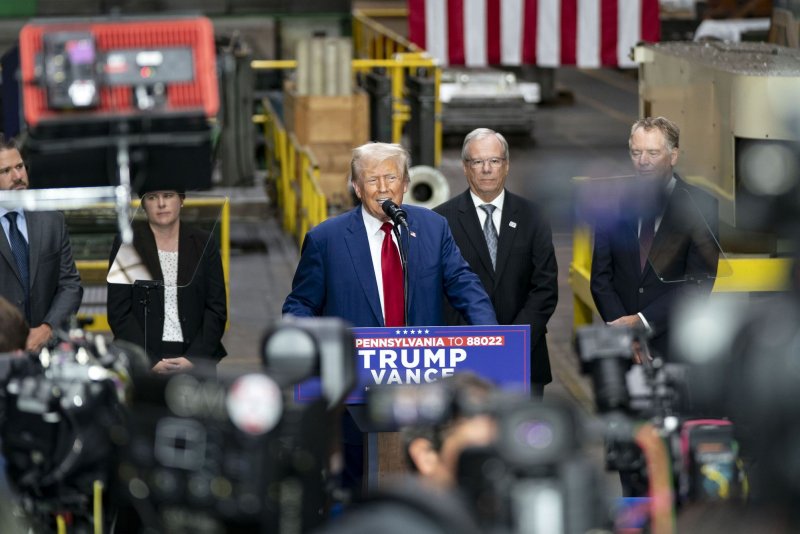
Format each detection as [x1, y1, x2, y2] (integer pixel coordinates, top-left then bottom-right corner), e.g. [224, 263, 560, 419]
[107, 222, 227, 364]
[590, 176, 719, 359]
[282, 204, 497, 327]
[434, 190, 559, 384]
[0, 210, 82, 328]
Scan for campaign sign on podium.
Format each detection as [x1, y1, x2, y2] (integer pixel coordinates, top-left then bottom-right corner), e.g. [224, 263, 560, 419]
[295, 325, 530, 403]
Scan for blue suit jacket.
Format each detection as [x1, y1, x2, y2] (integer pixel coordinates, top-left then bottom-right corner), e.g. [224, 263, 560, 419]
[283, 204, 497, 327]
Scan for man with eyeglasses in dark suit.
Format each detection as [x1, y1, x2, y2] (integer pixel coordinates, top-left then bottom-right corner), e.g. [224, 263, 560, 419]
[434, 128, 558, 397]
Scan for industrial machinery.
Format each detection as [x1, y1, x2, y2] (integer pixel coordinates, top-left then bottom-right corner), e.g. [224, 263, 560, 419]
[635, 41, 800, 258]
[439, 68, 540, 138]
[18, 14, 219, 192]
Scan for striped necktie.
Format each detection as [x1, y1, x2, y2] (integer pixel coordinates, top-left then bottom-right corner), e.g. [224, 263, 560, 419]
[480, 204, 498, 269]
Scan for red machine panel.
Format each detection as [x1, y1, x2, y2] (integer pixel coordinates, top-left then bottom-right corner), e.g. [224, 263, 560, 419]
[19, 16, 219, 128]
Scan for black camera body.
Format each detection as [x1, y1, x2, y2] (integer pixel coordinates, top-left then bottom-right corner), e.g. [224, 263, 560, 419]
[116, 316, 356, 533]
[457, 399, 611, 534]
[368, 381, 612, 534]
[577, 324, 744, 506]
[0, 333, 139, 531]
[118, 362, 331, 533]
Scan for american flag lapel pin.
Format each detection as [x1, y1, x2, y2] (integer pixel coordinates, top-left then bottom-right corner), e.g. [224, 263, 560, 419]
[509, 221, 517, 229]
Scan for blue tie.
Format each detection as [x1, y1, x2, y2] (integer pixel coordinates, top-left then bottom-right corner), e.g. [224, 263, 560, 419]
[5, 212, 30, 322]
[480, 204, 498, 270]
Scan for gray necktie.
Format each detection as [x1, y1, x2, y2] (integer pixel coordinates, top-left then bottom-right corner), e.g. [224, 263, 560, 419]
[480, 204, 498, 269]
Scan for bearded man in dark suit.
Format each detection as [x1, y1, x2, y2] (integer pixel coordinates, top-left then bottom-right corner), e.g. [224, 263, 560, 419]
[0, 137, 82, 352]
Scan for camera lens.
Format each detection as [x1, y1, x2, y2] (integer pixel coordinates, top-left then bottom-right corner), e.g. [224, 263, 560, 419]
[515, 420, 554, 450]
[500, 403, 575, 467]
[592, 358, 630, 413]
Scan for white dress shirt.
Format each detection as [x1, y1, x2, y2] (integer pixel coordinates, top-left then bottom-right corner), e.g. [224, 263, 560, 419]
[158, 249, 184, 342]
[637, 176, 676, 237]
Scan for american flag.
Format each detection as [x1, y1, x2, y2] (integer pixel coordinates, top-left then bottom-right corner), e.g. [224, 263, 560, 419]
[408, 0, 661, 68]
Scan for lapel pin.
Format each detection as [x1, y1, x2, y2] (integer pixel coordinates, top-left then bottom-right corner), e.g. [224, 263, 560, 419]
[509, 221, 517, 229]
[410, 231, 417, 238]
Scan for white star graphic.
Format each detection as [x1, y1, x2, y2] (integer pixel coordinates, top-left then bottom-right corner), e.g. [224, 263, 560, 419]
[403, 329, 408, 334]
[425, 329, 430, 334]
[396, 330, 401, 335]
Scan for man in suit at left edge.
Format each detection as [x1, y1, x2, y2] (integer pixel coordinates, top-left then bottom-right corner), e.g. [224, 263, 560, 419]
[0, 136, 83, 352]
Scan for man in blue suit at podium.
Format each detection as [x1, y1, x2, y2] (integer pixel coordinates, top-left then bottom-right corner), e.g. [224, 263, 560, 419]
[283, 142, 496, 495]
[283, 142, 496, 328]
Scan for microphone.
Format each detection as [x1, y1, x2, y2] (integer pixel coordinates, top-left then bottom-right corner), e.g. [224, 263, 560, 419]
[381, 199, 409, 228]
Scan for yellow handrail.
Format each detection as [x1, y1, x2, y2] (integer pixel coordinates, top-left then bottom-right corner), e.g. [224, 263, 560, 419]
[252, 8, 441, 234]
[258, 99, 327, 245]
[351, 7, 420, 60]
[251, 53, 441, 167]
[569, 222, 793, 336]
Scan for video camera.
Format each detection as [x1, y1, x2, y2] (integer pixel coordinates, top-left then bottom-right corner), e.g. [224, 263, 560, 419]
[116, 316, 356, 534]
[0, 317, 355, 533]
[0, 325, 144, 533]
[673, 293, 800, 508]
[457, 399, 611, 534]
[577, 324, 745, 507]
[367, 380, 612, 534]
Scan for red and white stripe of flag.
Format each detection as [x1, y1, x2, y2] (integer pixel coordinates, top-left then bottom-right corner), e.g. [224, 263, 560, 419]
[408, 0, 660, 68]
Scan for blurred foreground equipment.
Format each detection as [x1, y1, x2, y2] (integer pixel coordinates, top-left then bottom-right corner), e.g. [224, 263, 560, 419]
[367, 383, 613, 534]
[0, 317, 355, 533]
[577, 324, 747, 531]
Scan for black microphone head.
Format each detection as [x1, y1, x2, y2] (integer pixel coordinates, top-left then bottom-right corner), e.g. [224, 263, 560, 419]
[382, 199, 408, 227]
[381, 199, 398, 217]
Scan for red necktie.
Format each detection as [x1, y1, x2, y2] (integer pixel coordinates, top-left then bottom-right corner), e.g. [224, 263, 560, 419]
[380, 222, 404, 326]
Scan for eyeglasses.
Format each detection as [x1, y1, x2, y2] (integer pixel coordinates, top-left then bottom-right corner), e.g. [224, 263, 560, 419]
[467, 157, 506, 169]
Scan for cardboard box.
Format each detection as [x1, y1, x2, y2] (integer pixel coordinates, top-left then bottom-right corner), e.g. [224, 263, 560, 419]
[317, 170, 353, 209]
[284, 85, 369, 147]
[310, 142, 355, 173]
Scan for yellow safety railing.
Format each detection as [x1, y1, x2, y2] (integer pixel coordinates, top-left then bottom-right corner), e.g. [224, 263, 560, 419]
[352, 7, 421, 60]
[256, 99, 326, 245]
[569, 224, 596, 331]
[351, 7, 442, 166]
[297, 147, 327, 240]
[251, 54, 441, 167]
[252, 8, 442, 237]
[569, 225, 793, 334]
